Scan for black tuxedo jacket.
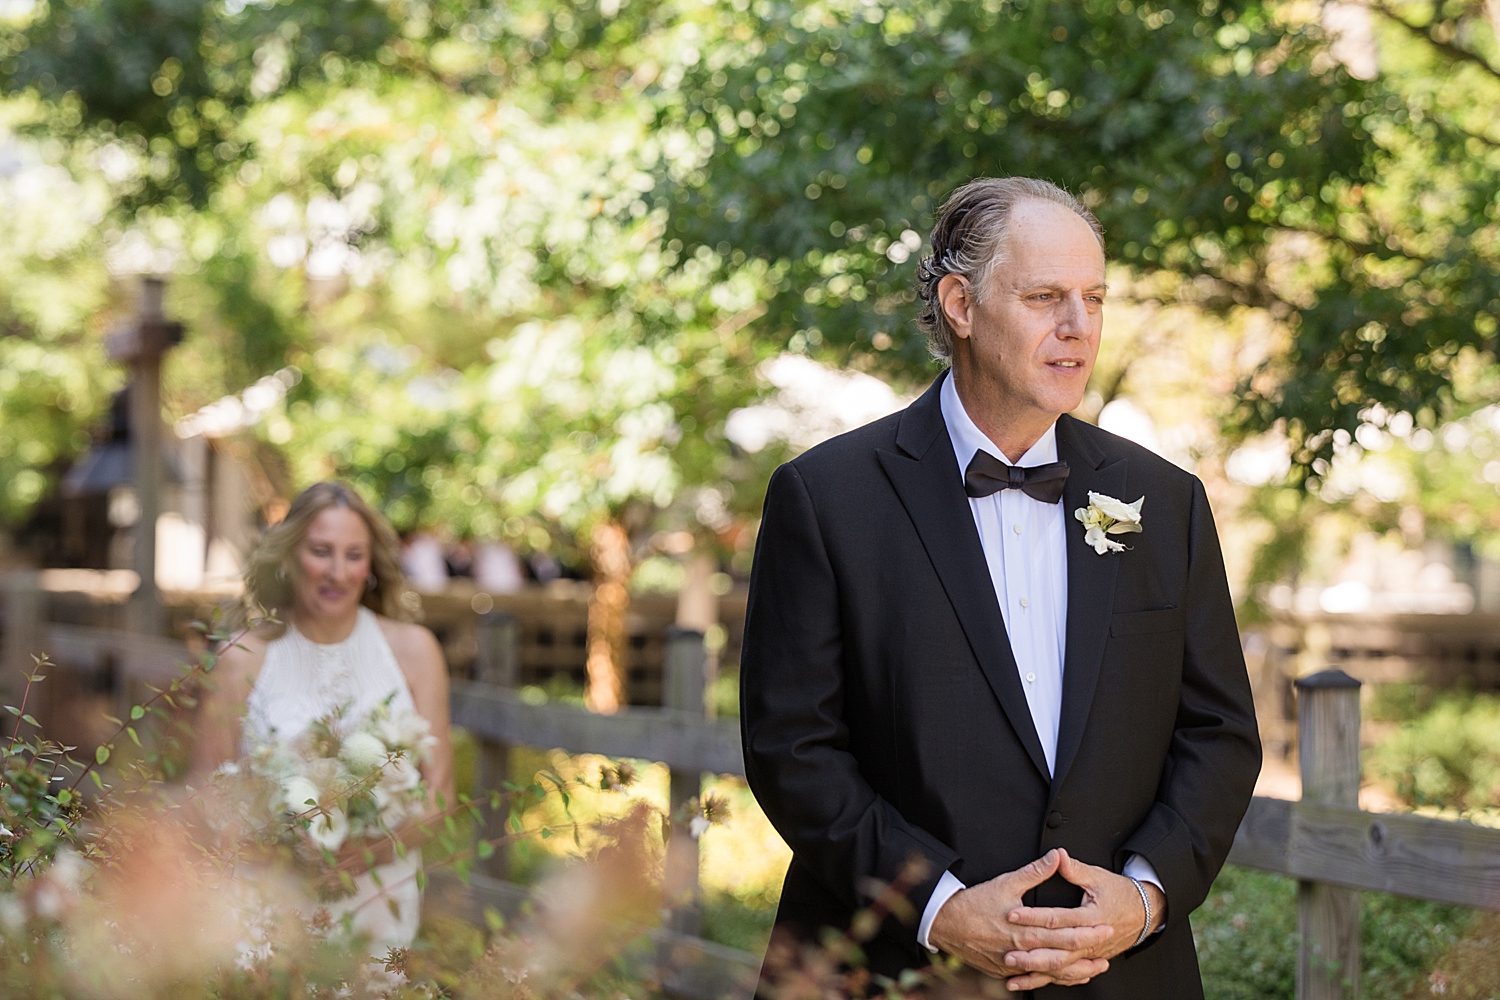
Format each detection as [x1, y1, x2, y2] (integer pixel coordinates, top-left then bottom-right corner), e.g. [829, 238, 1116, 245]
[740, 373, 1260, 998]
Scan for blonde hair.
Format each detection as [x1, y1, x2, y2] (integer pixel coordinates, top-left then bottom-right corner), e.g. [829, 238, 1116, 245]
[240, 481, 414, 637]
[916, 177, 1105, 361]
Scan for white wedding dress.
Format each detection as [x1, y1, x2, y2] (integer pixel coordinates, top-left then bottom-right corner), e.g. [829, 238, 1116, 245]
[242, 606, 425, 952]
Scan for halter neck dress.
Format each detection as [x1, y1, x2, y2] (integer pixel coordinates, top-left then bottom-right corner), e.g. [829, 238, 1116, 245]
[242, 606, 424, 952]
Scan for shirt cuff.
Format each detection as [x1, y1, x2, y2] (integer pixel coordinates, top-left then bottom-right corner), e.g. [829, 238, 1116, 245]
[1122, 853, 1167, 933]
[918, 869, 966, 952]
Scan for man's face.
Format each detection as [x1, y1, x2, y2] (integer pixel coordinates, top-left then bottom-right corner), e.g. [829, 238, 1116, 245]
[948, 199, 1106, 421]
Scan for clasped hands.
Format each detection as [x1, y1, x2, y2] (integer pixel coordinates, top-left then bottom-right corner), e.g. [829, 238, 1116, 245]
[927, 849, 1166, 992]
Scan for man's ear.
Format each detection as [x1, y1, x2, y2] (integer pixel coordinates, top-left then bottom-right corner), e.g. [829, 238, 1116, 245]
[937, 274, 973, 340]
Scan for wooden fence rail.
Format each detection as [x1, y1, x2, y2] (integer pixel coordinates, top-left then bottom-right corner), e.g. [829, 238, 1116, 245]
[1230, 797, 1500, 909]
[449, 682, 743, 777]
[43, 623, 195, 686]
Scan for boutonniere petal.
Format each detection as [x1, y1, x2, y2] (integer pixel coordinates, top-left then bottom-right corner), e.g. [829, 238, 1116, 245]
[1074, 491, 1144, 555]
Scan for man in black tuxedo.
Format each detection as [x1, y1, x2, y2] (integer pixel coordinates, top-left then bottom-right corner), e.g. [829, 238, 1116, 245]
[740, 177, 1260, 997]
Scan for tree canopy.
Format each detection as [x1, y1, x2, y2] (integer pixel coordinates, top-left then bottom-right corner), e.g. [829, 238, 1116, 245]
[656, 0, 1500, 480]
[0, 0, 1497, 539]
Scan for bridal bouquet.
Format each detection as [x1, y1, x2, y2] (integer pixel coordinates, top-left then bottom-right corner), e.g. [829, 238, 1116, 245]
[220, 698, 437, 856]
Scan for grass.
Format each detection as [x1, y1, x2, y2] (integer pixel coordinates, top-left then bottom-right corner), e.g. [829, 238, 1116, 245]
[1194, 865, 1474, 1000]
[701, 891, 777, 954]
[457, 737, 789, 955]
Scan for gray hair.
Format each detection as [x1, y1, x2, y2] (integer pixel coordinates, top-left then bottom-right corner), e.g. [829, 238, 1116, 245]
[916, 177, 1105, 361]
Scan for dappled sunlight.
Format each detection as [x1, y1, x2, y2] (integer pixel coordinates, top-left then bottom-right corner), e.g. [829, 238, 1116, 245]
[509, 751, 789, 915]
[698, 775, 792, 909]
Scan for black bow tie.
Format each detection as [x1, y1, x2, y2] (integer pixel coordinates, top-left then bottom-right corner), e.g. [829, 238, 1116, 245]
[964, 452, 1070, 504]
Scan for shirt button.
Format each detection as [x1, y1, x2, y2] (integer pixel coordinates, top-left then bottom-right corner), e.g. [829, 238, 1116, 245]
[1025, 672, 1036, 683]
[1013, 524, 1022, 534]
[1020, 597, 1030, 608]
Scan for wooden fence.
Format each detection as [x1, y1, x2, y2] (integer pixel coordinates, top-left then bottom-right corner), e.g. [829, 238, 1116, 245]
[456, 613, 1500, 1000]
[9, 572, 1500, 1000]
[1247, 610, 1500, 758]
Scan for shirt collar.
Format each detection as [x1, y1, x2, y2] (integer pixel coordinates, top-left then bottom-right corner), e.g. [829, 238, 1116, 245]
[940, 370, 1059, 475]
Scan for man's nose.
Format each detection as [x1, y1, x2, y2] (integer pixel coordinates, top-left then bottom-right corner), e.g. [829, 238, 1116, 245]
[1056, 291, 1089, 337]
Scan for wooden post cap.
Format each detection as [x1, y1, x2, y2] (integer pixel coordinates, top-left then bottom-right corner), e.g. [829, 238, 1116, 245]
[1295, 669, 1362, 691]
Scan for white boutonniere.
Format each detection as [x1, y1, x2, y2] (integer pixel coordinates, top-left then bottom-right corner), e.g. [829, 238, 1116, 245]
[1074, 491, 1144, 555]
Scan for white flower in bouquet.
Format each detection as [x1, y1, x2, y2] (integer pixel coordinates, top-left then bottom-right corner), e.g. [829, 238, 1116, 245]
[279, 776, 322, 815]
[234, 702, 433, 851]
[370, 704, 437, 761]
[305, 806, 349, 852]
[337, 731, 388, 775]
[379, 755, 423, 795]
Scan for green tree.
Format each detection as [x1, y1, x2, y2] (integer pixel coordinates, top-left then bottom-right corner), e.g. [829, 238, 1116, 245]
[654, 0, 1500, 481]
[0, 0, 780, 708]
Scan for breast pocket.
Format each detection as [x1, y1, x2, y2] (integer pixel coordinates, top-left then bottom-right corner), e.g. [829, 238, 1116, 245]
[1109, 606, 1186, 637]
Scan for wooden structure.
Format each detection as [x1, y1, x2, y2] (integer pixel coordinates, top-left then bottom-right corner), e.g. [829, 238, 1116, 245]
[1229, 670, 1500, 998]
[420, 585, 747, 706]
[1248, 610, 1500, 759]
[0, 574, 748, 743]
[456, 651, 1500, 1000]
[105, 277, 183, 636]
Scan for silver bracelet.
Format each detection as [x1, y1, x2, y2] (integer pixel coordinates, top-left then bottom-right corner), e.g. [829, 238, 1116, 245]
[1129, 876, 1153, 947]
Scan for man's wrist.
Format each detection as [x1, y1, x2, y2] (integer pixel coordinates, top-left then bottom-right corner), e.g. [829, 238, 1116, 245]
[1121, 853, 1168, 933]
[1143, 881, 1167, 934]
[1127, 877, 1154, 946]
[918, 869, 967, 952]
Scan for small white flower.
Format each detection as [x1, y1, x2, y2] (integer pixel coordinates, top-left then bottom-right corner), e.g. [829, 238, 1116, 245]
[306, 806, 349, 852]
[32, 885, 64, 921]
[280, 776, 322, 814]
[379, 754, 423, 794]
[689, 816, 711, 840]
[0, 894, 27, 934]
[31, 854, 85, 923]
[48, 850, 86, 892]
[374, 708, 432, 752]
[235, 938, 274, 971]
[338, 731, 388, 775]
[1074, 491, 1145, 555]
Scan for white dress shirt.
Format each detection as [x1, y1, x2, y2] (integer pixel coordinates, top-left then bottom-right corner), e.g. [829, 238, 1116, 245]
[917, 374, 1164, 952]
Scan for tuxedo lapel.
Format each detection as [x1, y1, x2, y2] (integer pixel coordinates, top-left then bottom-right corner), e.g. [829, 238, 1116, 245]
[876, 376, 1051, 780]
[1050, 415, 1127, 797]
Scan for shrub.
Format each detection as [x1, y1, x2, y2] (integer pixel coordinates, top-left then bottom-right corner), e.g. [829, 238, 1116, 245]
[1193, 866, 1472, 1000]
[1367, 692, 1500, 815]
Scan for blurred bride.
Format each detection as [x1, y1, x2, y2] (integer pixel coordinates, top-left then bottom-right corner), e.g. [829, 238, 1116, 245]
[192, 481, 455, 952]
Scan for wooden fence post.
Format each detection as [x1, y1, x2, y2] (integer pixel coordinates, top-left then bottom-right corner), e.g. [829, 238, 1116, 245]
[1296, 669, 1363, 1000]
[473, 611, 519, 879]
[1, 571, 42, 710]
[663, 626, 707, 936]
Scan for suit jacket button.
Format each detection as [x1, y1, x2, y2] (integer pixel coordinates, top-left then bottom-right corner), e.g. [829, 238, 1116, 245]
[1046, 811, 1064, 829]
